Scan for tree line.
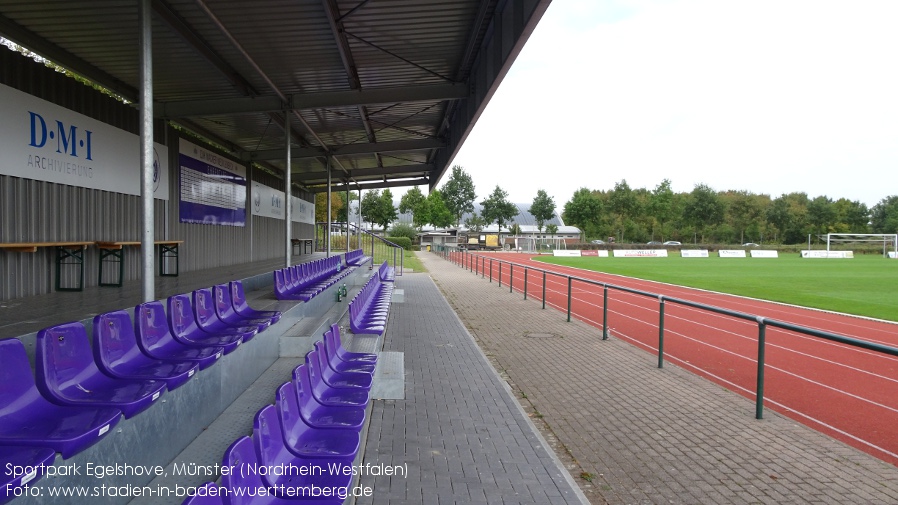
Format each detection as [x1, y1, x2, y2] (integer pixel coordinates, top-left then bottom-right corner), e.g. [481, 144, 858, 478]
[562, 179, 898, 244]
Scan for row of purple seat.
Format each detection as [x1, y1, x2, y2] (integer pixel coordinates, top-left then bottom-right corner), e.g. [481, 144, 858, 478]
[348, 272, 394, 336]
[377, 260, 395, 282]
[274, 255, 355, 301]
[1, 281, 280, 503]
[344, 248, 372, 267]
[183, 325, 377, 505]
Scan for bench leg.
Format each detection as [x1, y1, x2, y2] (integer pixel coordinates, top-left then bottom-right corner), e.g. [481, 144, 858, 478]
[159, 244, 179, 276]
[55, 246, 85, 292]
[98, 248, 125, 287]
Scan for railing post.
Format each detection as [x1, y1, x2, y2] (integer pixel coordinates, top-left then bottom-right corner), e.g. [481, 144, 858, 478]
[602, 285, 609, 339]
[524, 267, 528, 300]
[498, 262, 502, 287]
[489, 259, 493, 282]
[756, 317, 767, 420]
[509, 264, 513, 293]
[481, 257, 485, 278]
[566, 277, 572, 322]
[658, 296, 665, 368]
[542, 272, 546, 309]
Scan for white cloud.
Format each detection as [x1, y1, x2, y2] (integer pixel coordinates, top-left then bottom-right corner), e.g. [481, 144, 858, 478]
[448, 0, 898, 207]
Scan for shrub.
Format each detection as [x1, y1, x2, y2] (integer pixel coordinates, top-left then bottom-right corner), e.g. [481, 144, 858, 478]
[385, 236, 412, 250]
[388, 223, 417, 241]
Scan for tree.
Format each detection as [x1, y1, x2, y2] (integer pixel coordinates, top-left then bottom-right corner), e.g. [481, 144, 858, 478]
[441, 165, 476, 226]
[529, 189, 556, 235]
[683, 183, 725, 243]
[360, 190, 381, 228]
[480, 185, 518, 234]
[609, 180, 639, 241]
[562, 187, 603, 238]
[726, 190, 764, 244]
[806, 195, 837, 237]
[388, 223, 417, 242]
[426, 189, 454, 229]
[509, 223, 522, 236]
[871, 195, 898, 233]
[399, 187, 428, 230]
[464, 212, 488, 233]
[315, 192, 344, 223]
[545, 223, 558, 236]
[376, 189, 398, 231]
[649, 179, 675, 241]
[833, 198, 869, 233]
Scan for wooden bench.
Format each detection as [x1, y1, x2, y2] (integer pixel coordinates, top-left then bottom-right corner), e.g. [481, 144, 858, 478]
[290, 238, 314, 255]
[96, 240, 184, 287]
[0, 241, 95, 291]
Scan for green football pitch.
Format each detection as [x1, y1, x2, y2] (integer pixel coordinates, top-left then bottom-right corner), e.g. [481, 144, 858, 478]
[535, 254, 898, 322]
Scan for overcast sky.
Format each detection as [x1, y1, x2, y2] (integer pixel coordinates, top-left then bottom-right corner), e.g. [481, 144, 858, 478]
[441, 0, 898, 209]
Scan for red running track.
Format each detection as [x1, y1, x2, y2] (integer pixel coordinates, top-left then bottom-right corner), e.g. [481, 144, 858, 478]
[449, 251, 898, 467]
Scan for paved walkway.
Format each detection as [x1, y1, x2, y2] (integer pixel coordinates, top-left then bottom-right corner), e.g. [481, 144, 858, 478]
[355, 270, 589, 505]
[417, 252, 898, 504]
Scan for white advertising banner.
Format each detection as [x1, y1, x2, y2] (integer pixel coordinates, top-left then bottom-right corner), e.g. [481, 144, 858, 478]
[718, 250, 747, 258]
[680, 250, 709, 258]
[889, 252, 897, 259]
[801, 250, 854, 258]
[750, 250, 779, 258]
[291, 196, 315, 225]
[613, 249, 668, 258]
[251, 181, 286, 219]
[553, 249, 581, 257]
[0, 83, 169, 199]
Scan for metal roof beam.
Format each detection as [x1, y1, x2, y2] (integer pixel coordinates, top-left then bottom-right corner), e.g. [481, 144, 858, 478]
[155, 84, 469, 118]
[0, 13, 138, 102]
[244, 139, 444, 161]
[296, 164, 433, 182]
[309, 177, 429, 193]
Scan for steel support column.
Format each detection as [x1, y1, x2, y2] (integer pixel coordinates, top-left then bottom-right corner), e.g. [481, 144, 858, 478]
[138, 0, 154, 303]
[284, 111, 292, 267]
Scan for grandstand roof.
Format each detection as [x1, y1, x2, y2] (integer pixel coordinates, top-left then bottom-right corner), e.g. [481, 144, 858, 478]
[0, 0, 550, 193]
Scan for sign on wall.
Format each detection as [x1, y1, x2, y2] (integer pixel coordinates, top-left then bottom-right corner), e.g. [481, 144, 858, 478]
[0, 83, 169, 199]
[179, 138, 246, 226]
[250, 181, 315, 224]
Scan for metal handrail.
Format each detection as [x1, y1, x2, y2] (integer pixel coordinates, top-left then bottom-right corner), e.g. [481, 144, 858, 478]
[437, 247, 898, 420]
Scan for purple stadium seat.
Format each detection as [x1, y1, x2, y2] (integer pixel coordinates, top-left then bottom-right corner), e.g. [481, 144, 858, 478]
[0, 339, 121, 459]
[252, 406, 353, 498]
[193, 288, 259, 342]
[134, 302, 224, 370]
[229, 281, 281, 324]
[309, 343, 372, 390]
[93, 310, 198, 390]
[36, 322, 166, 419]
[221, 436, 340, 505]
[168, 294, 243, 354]
[291, 365, 365, 430]
[179, 482, 225, 505]
[298, 354, 370, 408]
[325, 324, 377, 364]
[1, 446, 56, 504]
[319, 332, 375, 374]
[274, 382, 359, 462]
[273, 269, 308, 301]
[213, 284, 274, 332]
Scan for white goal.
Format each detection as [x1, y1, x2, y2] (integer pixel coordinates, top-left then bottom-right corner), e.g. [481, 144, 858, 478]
[826, 233, 898, 258]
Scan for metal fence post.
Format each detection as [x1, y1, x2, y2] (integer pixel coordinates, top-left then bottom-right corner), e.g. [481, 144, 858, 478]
[658, 296, 665, 368]
[602, 285, 609, 339]
[498, 262, 502, 287]
[756, 317, 767, 419]
[524, 267, 528, 300]
[566, 277, 572, 322]
[542, 272, 546, 309]
[489, 259, 493, 282]
[509, 264, 513, 293]
[481, 257, 485, 278]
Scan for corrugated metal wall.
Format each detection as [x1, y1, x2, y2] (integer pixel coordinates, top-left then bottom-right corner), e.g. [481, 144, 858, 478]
[0, 49, 313, 301]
